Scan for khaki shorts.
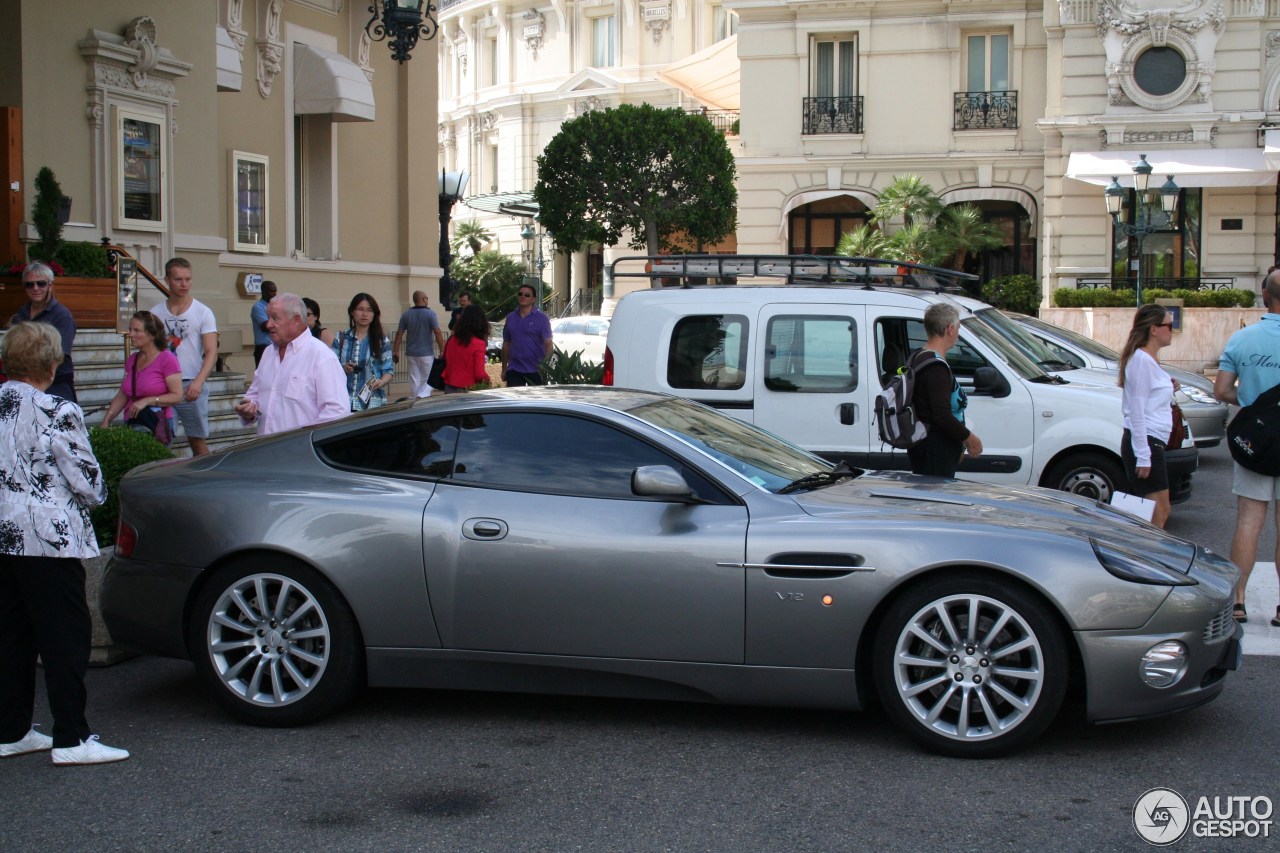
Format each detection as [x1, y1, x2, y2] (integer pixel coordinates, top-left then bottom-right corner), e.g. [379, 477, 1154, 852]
[1232, 462, 1280, 502]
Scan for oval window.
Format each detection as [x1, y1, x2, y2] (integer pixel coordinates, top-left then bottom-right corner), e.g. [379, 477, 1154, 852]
[1134, 47, 1186, 97]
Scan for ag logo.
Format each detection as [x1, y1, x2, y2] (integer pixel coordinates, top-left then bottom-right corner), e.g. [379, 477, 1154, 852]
[1134, 787, 1190, 845]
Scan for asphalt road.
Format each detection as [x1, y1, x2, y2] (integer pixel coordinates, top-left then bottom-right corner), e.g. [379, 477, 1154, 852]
[2, 443, 1278, 853]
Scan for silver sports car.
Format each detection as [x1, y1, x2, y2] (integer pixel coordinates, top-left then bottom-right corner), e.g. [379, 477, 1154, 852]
[101, 387, 1242, 757]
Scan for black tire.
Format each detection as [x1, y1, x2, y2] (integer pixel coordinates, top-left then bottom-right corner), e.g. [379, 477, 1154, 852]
[189, 559, 365, 727]
[872, 572, 1068, 758]
[1044, 452, 1124, 503]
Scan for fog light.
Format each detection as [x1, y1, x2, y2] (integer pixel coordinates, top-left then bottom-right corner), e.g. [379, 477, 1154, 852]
[1140, 641, 1189, 688]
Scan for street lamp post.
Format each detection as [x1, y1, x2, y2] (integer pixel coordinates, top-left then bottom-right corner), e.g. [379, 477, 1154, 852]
[1104, 154, 1180, 305]
[520, 220, 550, 306]
[438, 169, 469, 310]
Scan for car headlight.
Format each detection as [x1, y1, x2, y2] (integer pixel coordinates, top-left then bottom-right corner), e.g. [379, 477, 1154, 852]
[1180, 387, 1216, 405]
[1140, 641, 1189, 688]
[1092, 541, 1198, 586]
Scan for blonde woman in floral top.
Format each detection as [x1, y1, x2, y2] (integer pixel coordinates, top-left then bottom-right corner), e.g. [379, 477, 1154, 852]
[0, 322, 129, 765]
[333, 292, 394, 411]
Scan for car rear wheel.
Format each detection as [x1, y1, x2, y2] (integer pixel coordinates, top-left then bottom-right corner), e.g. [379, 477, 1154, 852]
[1044, 452, 1124, 502]
[190, 560, 365, 726]
[873, 573, 1068, 758]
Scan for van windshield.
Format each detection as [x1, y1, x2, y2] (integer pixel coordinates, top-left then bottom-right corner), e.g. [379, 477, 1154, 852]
[959, 316, 1051, 381]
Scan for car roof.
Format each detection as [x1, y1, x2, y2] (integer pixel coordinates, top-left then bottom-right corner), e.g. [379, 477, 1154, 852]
[615, 284, 980, 313]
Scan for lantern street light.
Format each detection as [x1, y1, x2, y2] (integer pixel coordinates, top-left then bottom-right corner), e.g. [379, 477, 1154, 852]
[520, 220, 550, 306]
[1103, 154, 1179, 305]
[438, 169, 469, 310]
[365, 1, 438, 64]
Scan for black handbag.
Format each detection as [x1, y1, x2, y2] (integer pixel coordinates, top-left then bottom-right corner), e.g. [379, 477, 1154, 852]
[427, 350, 447, 391]
[1227, 381, 1280, 476]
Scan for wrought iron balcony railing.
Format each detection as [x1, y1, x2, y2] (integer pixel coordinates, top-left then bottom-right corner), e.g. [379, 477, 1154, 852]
[687, 108, 740, 135]
[1075, 277, 1237, 291]
[802, 96, 864, 135]
[953, 91, 1018, 130]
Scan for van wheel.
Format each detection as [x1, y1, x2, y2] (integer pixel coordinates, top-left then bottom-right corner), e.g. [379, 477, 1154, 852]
[1044, 453, 1124, 502]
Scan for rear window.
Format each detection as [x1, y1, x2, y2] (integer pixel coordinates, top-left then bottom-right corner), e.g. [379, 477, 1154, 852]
[667, 314, 749, 390]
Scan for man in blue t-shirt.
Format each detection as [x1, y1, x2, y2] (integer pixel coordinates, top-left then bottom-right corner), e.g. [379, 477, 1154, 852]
[393, 291, 446, 397]
[250, 280, 277, 366]
[1215, 268, 1280, 626]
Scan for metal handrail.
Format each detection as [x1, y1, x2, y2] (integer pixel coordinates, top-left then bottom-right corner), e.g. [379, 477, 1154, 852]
[101, 240, 170, 299]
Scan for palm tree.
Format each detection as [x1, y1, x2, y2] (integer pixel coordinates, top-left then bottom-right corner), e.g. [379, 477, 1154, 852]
[936, 204, 1006, 272]
[835, 224, 889, 259]
[883, 222, 942, 265]
[872, 175, 942, 231]
[450, 219, 494, 259]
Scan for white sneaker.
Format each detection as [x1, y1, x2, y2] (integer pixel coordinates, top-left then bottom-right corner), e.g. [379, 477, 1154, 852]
[0, 728, 53, 758]
[50, 735, 129, 766]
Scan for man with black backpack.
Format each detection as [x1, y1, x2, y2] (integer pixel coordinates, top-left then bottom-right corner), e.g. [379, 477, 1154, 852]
[908, 304, 983, 477]
[1214, 268, 1280, 626]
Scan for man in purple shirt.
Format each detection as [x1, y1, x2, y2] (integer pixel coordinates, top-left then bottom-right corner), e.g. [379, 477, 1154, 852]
[501, 284, 553, 386]
[235, 293, 348, 435]
[10, 262, 76, 402]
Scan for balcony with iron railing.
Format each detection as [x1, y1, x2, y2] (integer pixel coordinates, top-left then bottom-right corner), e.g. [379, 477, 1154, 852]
[802, 96, 864, 135]
[953, 91, 1018, 130]
[687, 108, 739, 135]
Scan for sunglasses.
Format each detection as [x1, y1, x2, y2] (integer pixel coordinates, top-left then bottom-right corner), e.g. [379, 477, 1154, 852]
[1156, 321, 1173, 329]
[24, 280, 51, 289]
[517, 292, 535, 298]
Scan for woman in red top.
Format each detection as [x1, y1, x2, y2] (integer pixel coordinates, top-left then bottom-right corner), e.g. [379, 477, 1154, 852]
[441, 304, 491, 392]
[101, 311, 183, 431]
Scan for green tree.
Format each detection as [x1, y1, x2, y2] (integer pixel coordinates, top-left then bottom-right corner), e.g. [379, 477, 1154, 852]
[31, 166, 68, 262]
[534, 104, 737, 255]
[450, 219, 493, 259]
[451, 250, 526, 318]
[872, 175, 942, 231]
[883, 222, 942, 265]
[835, 224, 888, 258]
[935, 204, 1005, 271]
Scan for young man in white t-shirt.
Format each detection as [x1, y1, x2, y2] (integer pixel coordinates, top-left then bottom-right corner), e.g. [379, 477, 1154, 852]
[150, 258, 218, 456]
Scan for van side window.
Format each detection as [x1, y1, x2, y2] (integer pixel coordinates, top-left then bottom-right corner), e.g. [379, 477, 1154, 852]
[667, 315, 748, 390]
[874, 317, 989, 385]
[764, 315, 858, 393]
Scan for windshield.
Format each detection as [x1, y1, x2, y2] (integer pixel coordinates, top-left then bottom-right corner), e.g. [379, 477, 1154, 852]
[958, 315, 1049, 381]
[973, 309, 1080, 371]
[1010, 313, 1121, 361]
[627, 396, 830, 492]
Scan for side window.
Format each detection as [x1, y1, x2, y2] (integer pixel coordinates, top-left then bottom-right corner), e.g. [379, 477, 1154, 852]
[1041, 338, 1085, 368]
[451, 412, 731, 502]
[667, 315, 749, 390]
[874, 317, 989, 384]
[318, 418, 459, 478]
[765, 315, 857, 393]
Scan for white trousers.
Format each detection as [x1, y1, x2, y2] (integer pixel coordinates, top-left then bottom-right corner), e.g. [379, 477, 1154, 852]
[407, 355, 435, 398]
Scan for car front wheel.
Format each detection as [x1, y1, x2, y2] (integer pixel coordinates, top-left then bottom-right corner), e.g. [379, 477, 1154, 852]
[873, 573, 1068, 757]
[190, 560, 365, 726]
[1044, 452, 1124, 503]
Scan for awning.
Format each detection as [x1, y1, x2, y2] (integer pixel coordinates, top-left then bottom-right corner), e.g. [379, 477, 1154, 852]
[1265, 128, 1280, 171]
[1065, 149, 1276, 188]
[293, 44, 374, 122]
[215, 26, 242, 92]
[657, 35, 739, 111]
[464, 191, 538, 218]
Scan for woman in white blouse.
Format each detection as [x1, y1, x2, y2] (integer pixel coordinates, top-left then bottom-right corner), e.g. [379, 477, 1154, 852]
[0, 322, 129, 765]
[1118, 304, 1177, 528]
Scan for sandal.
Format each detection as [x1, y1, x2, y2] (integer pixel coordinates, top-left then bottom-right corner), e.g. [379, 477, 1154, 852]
[1272, 607, 1280, 628]
[1233, 603, 1247, 623]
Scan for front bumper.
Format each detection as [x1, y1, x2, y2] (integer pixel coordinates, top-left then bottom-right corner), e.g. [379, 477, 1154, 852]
[1165, 445, 1198, 504]
[99, 555, 202, 660]
[1080, 552, 1240, 723]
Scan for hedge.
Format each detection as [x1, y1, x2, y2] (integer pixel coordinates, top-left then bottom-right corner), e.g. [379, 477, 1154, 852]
[89, 426, 173, 546]
[1052, 287, 1255, 308]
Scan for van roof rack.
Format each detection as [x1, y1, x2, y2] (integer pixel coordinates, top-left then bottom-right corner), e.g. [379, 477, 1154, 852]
[608, 255, 979, 291]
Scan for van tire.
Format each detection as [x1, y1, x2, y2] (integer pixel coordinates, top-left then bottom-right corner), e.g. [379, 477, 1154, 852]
[1043, 453, 1124, 502]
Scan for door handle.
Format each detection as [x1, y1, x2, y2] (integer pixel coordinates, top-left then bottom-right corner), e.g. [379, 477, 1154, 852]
[839, 402, 857, 425]
[463, 518, 509, 541]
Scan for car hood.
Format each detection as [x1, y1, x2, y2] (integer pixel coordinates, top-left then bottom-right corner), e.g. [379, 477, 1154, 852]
[793, 472, 1196, 568]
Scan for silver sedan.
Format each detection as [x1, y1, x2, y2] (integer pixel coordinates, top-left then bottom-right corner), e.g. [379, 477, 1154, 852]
[101, 387, 1242, 757]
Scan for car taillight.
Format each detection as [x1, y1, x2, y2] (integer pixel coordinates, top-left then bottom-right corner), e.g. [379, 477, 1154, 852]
[115, 519, 137, 558]
[602, 347, 614, 385]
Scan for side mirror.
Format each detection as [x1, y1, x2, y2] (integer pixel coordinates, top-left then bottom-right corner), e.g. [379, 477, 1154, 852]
[972, 366, 1011, 398]
[632, 465, 695, 500]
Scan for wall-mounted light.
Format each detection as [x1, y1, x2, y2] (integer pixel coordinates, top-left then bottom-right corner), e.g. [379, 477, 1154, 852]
[365, 1, 438, 64]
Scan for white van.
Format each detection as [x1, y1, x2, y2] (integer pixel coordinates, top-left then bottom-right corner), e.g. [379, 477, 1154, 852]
[603, 256, 1196, 502]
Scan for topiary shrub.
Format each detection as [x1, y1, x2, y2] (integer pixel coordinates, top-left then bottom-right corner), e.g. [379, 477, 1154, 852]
[30, 166, 68, 263]
[982, 274, 1041, 314]
[89, 426, 173, 546]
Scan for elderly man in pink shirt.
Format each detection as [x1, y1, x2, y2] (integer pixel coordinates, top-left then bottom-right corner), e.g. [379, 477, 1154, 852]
[235, 292, 348, 435]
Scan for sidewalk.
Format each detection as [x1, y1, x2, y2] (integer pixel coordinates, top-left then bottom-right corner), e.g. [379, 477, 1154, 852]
[1243, 562, 1280, 655]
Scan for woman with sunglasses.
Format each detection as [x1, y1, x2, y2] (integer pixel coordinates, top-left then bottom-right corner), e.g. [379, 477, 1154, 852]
[302, 297, 335, 347]
[1118, 304, 1178, 527]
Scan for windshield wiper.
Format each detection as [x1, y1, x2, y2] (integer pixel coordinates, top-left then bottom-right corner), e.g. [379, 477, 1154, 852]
[1038, 360, 1077, 371]
[779, 461, 861, 494]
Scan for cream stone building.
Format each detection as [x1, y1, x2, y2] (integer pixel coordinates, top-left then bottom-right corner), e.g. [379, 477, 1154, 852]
[443, 0, 1279, 307]
[1, 0, 444, 371]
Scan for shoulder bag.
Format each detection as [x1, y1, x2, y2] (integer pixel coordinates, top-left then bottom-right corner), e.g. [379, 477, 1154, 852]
[1227, 381, 1280, 476]
[125, 354, 172, 445]
[427, 340, 449, 391]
